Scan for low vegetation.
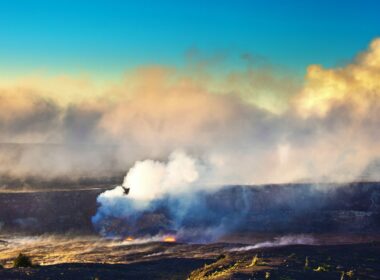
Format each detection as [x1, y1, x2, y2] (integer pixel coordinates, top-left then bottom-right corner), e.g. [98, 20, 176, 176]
[188, 254, 243, 280]
[187, 243, 380, 280]
[13, 253, 33, 268]
[248, 254, 258, 267]
[188, 252, 274, 280]
[304, 256, 309, 269]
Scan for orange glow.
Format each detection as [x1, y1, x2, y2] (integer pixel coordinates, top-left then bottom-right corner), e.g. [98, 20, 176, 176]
[163, 236, 176, 242]
[125, 236, 134, 241]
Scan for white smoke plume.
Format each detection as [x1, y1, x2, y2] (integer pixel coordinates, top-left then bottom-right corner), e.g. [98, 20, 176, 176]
[93, 150, 204, 213]
[92, 151, 225, 240]
[230, 235, 316, 251]
[123, 150, 202, 202]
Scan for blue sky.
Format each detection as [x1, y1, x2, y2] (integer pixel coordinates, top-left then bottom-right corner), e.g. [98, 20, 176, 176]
[0, 0, 379, 77]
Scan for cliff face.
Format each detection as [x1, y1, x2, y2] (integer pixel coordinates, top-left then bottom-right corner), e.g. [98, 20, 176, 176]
[0, 189, 104, 234]
[223, 182, 380, 234]
[0, 182, 379, 235]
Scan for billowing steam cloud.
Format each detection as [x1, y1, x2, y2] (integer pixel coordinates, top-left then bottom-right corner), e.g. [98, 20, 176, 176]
[92, 150, 203, 219]
[122, 150, 202, 201]
[92, 151, 227, 241]
[1, 38, 380, 187]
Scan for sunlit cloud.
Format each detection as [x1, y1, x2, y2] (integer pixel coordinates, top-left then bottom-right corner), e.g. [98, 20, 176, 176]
[0, 38, 379, 184]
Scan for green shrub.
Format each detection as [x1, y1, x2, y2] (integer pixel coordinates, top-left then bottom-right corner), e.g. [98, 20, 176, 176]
[13, 253, 33, 268]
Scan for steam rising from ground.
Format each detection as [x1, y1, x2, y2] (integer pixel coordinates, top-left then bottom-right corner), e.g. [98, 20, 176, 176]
[92, 151, 234, 241]
[1, 234, 376, 268]
[0, 235, 200, 267]
[93, 151, 202, 216]
[123, 150, 202, 202]
[230, 235, 315, 251]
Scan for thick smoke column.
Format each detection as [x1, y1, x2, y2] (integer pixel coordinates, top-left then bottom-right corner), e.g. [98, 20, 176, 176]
[92, 151, 201, 239]
[123, 150, 201, 202]
[92, 151, 249, 241]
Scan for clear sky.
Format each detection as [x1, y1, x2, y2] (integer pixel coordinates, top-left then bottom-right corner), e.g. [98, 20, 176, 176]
[0, 0, 379, 77]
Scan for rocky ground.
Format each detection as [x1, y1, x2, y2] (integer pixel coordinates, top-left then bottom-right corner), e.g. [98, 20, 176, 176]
[0, 182, 379, 235]
[189, 242, 380, 280]
[0, 242, 379, 279]
[0, 182, 379, 279]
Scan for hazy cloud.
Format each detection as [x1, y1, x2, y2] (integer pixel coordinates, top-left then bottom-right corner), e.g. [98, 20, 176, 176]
[0, 39, 380, 186]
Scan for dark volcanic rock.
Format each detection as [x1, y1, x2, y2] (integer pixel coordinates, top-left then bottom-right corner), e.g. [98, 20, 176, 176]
[0, 258, 212, 280]
[1, 243, 379, 279]
[0, 189, 105, 234]
[0, 182, 379, 235]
